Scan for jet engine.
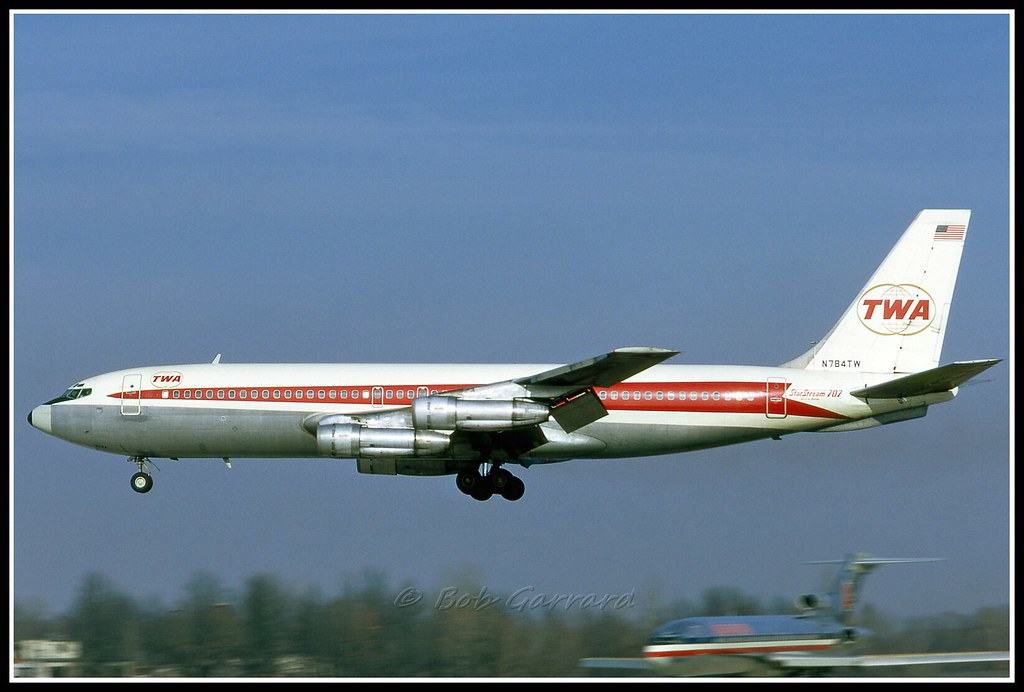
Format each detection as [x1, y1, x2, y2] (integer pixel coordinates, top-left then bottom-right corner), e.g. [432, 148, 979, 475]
[795, 593, 830, 611]
[317, 422, 450, 458]
[411, 396, 550, 431]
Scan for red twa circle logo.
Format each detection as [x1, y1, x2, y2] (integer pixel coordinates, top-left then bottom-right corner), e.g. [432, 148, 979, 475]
[857, 283, 935, 336]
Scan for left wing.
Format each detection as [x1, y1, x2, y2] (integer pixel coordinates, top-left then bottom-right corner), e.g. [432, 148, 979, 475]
[516, 347, 679, 389]
[303, 347, 678, 461]
[383, 346, 678, 435]
[515, 347, 678, 432]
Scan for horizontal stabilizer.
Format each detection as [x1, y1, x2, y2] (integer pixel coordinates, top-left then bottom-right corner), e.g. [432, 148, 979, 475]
[850, 359, 1001, 399]
[804, 556, 943, 567]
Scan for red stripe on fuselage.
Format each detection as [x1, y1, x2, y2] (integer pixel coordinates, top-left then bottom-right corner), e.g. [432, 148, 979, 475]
[106, 381, 847, 419]
[644, 642, 835, 658]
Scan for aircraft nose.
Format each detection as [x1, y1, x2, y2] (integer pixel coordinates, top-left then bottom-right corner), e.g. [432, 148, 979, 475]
[28, 404, 52, 434]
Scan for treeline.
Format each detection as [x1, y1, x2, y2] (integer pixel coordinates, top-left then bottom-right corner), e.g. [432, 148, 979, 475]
[13, 570, 1010, 678]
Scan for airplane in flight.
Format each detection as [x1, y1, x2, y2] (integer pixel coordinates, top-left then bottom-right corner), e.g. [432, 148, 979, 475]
[580, 552, 1011, 677]
[28, 209, 1000, 499]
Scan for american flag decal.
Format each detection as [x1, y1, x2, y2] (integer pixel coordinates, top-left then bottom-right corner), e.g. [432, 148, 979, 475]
[934, 224, 966, 241]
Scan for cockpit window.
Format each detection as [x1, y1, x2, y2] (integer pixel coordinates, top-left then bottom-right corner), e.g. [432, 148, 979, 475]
[648, 631, 682, 645]
[44, 386, 93, 405]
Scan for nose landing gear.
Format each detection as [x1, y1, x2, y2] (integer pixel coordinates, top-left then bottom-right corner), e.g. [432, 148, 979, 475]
[127, 455, 156, 494]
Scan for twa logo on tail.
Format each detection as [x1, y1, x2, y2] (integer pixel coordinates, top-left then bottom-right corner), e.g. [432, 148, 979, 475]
[857, 283, 934, 336]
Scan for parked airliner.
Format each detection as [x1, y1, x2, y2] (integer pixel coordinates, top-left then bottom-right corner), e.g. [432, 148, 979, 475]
[28, 210, 999, 499]
[580, 553, 1010, 677]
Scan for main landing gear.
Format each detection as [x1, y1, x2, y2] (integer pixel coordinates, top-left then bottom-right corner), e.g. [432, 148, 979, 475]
[128, 455, 155, 494]
[455, 464, 525, 502]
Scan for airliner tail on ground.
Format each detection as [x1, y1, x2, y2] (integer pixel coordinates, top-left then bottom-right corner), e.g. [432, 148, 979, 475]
[580, 552, 1010, 677]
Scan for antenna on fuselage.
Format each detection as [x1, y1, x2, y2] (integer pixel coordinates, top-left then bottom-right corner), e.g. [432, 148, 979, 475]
[212, 353, 222, 364]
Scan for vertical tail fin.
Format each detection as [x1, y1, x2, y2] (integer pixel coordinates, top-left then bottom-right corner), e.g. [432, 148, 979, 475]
[805, 553, 942, 624]
[783, 210, 970, 374]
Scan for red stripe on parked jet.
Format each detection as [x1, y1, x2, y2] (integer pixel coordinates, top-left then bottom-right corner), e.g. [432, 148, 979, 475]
[644, 642, 835, 658]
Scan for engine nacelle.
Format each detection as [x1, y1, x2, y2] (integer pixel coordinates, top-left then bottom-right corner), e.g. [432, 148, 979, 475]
[411, 396, 550, 431]
[317, 423, 450, 458]
[795, 593, 830, 611]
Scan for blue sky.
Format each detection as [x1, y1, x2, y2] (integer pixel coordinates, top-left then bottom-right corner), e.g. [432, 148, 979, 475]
[11, 11, 1012, 626]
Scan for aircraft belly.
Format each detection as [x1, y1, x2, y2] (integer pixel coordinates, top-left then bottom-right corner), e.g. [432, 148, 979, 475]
[52, 404, 842, 463]
[540, 420, 777, 459]
[54, 405, 315, 458]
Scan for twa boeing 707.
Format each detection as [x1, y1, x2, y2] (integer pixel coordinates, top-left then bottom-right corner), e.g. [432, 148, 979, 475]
[28, 210, 999, 500]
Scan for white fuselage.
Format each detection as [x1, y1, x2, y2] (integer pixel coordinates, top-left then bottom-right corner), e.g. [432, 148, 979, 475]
[29, 361, 953, 466]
